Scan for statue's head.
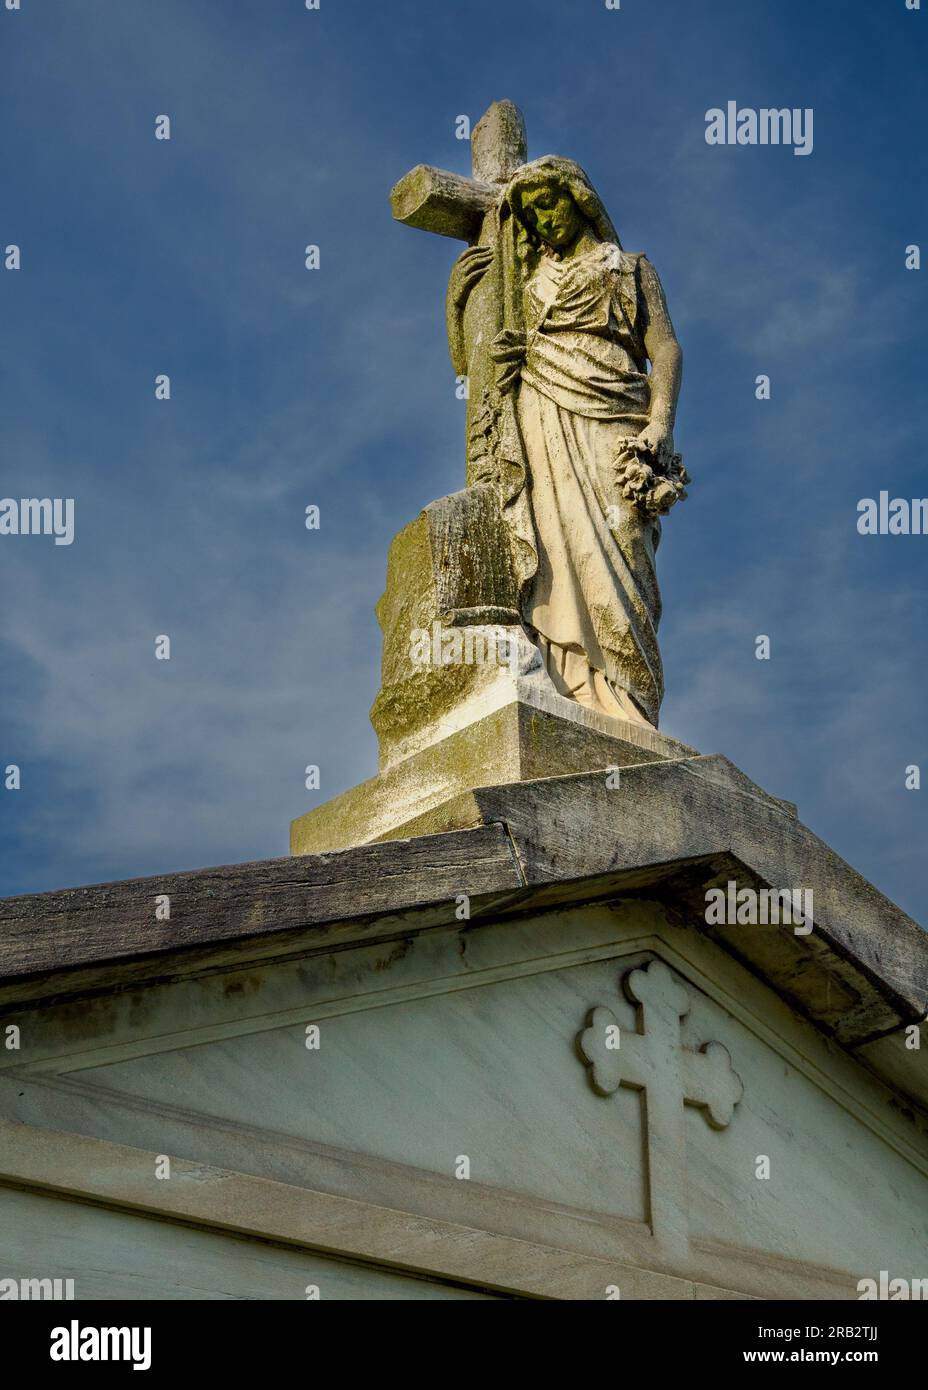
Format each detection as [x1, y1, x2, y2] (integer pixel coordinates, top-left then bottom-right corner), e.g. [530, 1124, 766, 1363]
[516, 179, 585, 252]
[503, 157, 621, 252]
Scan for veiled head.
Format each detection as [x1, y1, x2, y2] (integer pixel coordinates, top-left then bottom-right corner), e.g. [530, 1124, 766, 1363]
[503, 156, 621, 251]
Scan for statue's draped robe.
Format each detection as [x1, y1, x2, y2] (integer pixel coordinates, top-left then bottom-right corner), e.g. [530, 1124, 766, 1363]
[515, 242, 664, 726]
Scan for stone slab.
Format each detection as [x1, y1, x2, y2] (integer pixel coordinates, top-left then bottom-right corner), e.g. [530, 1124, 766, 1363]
[2, 756, 923, 1051]
[292, 684, 697, 856]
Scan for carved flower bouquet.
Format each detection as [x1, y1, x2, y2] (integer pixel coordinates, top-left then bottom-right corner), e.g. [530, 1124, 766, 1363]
[614, 441, 690, 517]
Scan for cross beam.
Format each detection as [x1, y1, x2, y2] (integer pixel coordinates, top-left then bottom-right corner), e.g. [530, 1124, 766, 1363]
[389, 101, 529, 482]
[390, 100, 527, 242]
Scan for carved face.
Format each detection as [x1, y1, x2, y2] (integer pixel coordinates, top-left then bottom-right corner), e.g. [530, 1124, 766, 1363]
[519, 182, 584, 251]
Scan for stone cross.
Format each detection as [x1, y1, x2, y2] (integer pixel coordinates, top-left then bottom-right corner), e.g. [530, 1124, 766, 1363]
[390, 102, 528, 482]
[390, 100, 527, 244]
[578, 958, 743, 1262]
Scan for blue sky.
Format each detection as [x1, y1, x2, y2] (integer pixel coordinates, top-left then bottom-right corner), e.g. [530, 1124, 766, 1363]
[1, 0, 926, 926]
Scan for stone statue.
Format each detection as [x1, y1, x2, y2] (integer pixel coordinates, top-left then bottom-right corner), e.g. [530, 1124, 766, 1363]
[292, 104, 695, 853]
[389, 101, 688, 732]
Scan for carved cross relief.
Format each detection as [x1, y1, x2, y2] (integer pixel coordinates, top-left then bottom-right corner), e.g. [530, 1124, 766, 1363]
[578, 958, 743, 1264]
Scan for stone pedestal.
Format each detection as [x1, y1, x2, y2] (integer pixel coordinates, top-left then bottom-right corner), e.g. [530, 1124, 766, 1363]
[291, 483, 695, 857]
[290, 663, 696, 856]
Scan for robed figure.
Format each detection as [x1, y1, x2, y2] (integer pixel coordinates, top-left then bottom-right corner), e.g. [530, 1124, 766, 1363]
[446, 155, 687, 730]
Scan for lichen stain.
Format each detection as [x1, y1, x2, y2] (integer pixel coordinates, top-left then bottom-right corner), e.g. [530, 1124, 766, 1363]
[220, 972, 264, 999]
[373, 939, 413, 972]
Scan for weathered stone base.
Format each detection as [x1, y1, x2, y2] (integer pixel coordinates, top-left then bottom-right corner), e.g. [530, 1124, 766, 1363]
[296, 479, 696, 857]
[289, 673, 696, 856]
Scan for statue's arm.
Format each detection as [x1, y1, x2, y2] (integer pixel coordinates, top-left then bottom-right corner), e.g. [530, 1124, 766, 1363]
[638, 256, 683, 441]
[446, 277, 467, 377]
[445, 244, 493, 376]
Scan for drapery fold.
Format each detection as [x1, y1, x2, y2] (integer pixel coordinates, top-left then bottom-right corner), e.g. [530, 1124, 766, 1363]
[479, 156, 666, 725]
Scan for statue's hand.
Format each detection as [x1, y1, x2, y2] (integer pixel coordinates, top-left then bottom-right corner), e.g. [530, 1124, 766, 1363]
[448, 244, 492, 310]
[633, 423, 674, 470]
[490, 329, 528, 395]
[618, 426, 689, 516]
